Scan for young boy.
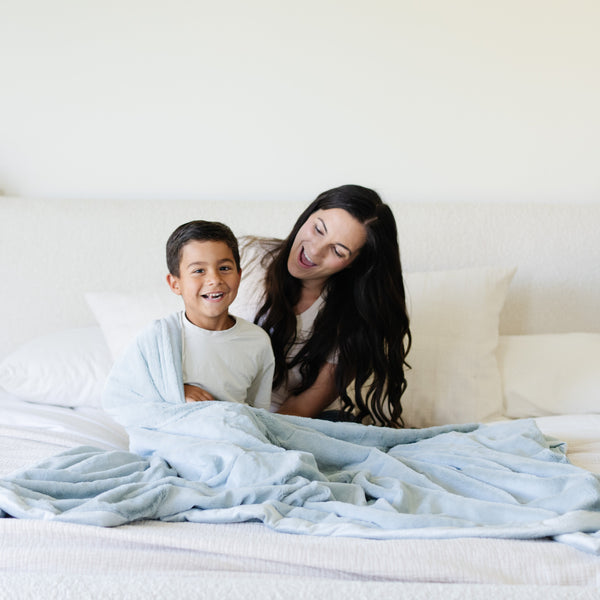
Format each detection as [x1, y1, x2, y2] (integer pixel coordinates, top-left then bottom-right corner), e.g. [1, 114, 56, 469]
[165, 220, 274, 408]
[102, 220, 274, 429]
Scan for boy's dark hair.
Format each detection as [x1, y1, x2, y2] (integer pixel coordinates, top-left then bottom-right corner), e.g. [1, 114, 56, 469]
[166, 220, 240, 277]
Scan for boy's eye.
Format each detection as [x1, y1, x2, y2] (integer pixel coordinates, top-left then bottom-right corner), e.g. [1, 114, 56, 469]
[220, 266, 231, 271]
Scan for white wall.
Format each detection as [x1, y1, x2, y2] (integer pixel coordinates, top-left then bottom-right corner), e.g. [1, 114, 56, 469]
[0, 0, 599, 203]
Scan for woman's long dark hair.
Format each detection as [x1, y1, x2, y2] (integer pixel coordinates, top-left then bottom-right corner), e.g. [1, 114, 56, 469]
[255, 184, 411, 427]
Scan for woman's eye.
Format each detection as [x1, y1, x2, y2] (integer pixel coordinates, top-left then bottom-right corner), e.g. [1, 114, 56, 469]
[333, 247, 344, 258]
[314, 224, 324, 235]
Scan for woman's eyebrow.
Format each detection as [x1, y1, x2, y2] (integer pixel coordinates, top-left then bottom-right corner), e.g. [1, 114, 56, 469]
[318, 218, 352, 254]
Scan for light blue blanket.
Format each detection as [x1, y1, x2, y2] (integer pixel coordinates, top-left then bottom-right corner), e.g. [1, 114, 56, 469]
[2, 315, 600, 554]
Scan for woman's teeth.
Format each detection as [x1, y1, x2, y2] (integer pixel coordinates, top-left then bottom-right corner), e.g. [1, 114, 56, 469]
[300, 248, 316, 267]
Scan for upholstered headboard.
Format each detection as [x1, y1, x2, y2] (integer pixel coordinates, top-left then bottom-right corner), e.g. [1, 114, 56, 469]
[1, 196, 598, 360]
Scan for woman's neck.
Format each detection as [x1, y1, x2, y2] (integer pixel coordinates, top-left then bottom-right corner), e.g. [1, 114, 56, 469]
[295, 283, 323, 315]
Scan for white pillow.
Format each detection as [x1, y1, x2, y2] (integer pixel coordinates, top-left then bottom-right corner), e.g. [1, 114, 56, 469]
[233, 240, 515, 427]
[400, 267, 516, 428]
[499, 333, 600, 418]
[85, 289, 182, 360]
[0, 327, 112, 407]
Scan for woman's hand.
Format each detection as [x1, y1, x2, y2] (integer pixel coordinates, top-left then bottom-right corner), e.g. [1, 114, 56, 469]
[184, 384, 215, 403]
[276, 362, 338, 417]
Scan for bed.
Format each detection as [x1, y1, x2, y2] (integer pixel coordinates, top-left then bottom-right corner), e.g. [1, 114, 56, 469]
[1, 196, 599, 598]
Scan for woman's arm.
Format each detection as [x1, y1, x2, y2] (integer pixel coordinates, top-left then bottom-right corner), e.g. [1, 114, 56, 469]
[276, 362, 338, 417]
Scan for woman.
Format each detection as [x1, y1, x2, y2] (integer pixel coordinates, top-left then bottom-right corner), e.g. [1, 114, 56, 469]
[255, 184, 411, 427]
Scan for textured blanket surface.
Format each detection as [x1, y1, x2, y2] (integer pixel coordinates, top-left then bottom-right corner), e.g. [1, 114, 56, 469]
[2, 400, 600, 552]
[2, 320, 600, 552]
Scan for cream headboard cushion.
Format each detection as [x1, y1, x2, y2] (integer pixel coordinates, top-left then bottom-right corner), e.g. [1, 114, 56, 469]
[1, 197, 598, 359]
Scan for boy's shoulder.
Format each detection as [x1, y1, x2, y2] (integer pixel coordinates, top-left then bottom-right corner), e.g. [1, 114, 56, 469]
[232, 315, 265, 333]
[231, 315, 270, 342]
[138, 311, 268, 348]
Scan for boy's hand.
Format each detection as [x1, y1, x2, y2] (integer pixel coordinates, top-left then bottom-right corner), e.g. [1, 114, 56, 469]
[184, 384, 215, 403]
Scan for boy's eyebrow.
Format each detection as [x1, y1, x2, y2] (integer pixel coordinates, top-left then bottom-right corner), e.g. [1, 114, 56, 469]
[186, 257, 236, 268]
[317, 217, 353, 254]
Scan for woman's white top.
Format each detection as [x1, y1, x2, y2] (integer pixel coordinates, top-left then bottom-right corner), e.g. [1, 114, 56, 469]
[269, 296, 331, 412]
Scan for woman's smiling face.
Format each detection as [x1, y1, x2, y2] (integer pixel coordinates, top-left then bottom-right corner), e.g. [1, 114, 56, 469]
[287, 208, 367, 289]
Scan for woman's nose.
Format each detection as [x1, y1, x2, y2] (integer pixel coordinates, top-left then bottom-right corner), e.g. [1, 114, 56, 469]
[310, 238, 328, 258]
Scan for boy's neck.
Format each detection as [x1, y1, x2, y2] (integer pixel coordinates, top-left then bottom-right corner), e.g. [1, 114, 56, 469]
[184, 311, 236, 331]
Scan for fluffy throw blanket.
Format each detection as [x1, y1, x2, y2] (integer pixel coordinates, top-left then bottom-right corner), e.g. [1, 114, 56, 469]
[1, 316, 600, 553]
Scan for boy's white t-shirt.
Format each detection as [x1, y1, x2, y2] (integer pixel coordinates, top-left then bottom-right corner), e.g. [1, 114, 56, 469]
[181, 312, 274, 410]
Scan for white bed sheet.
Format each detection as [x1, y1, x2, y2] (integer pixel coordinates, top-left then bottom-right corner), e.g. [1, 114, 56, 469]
[533, 414, 600, 475]
[0, 388, 128, 451]
[0, 575, 597, 600]
[1, 510, 599, 586]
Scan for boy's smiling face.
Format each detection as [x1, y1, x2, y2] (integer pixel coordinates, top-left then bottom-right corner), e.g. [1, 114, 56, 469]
[166, 240, 241, 331]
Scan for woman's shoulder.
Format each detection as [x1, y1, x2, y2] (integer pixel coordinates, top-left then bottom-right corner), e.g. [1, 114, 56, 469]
[231, 238, 282, 321]
[238, 235, 281, 268]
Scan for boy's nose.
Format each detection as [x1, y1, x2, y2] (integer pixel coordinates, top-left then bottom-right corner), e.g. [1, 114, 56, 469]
[207, 269, 223, 283]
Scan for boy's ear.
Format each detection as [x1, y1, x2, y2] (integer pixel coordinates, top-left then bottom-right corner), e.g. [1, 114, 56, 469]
[166, 273, 182, 295]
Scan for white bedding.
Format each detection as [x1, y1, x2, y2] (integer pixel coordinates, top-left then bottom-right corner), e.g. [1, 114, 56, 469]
[2, 518, 599, 585]
[0, 576, 597, 600]
[0, 390, 127, 452]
